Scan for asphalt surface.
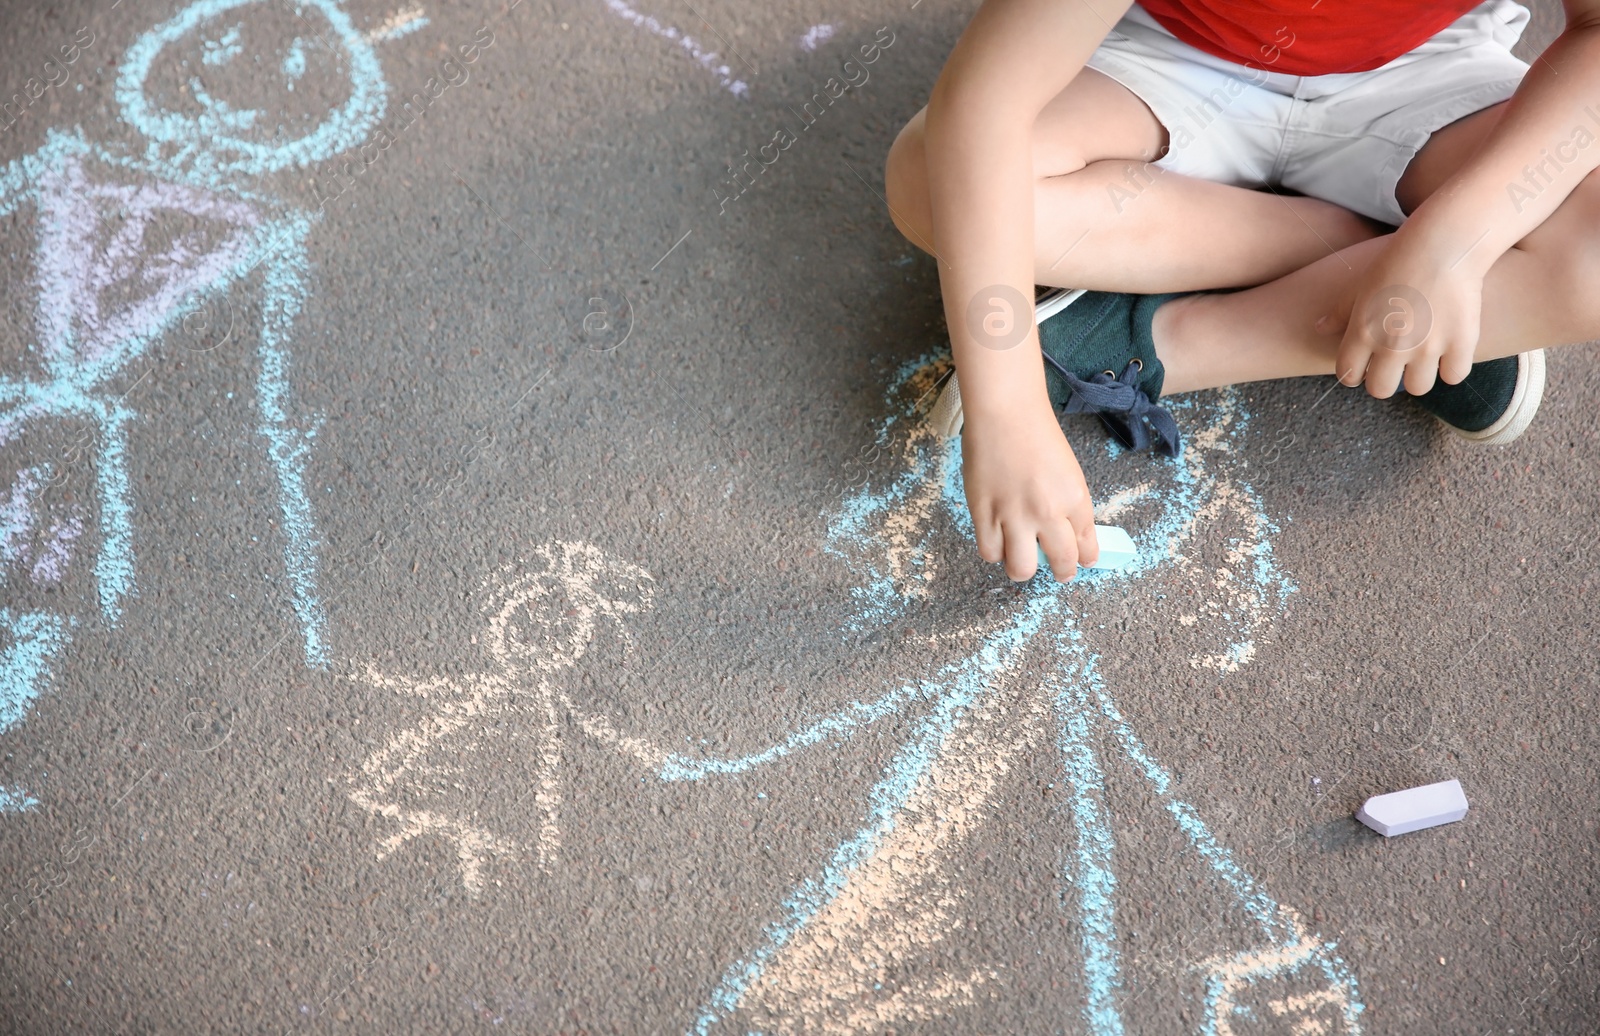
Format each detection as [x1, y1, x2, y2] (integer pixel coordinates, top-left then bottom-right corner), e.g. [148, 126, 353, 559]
[1, 0, 1597, 1033]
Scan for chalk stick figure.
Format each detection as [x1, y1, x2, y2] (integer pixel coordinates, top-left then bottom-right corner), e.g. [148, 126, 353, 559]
[0, 0, 390, 809]
[344, 541, 657, 896]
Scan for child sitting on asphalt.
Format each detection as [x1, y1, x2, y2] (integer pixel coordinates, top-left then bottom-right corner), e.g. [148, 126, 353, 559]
[885, 0, 1598, 581]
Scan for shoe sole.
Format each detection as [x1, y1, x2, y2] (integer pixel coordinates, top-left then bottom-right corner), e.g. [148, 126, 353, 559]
[1449, 349, 1545, 445]
[926, 288, 1085, 440]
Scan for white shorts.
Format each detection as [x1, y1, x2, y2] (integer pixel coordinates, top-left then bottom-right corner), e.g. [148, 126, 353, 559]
[1083, 0, 1532, 224]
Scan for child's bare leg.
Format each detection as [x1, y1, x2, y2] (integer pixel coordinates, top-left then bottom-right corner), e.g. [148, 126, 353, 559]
[1154, 193, 1600, 395]
[884, 69, 1383, 292]
[1156, 230, 1598, 394]
[1154, 104, 1600, 396]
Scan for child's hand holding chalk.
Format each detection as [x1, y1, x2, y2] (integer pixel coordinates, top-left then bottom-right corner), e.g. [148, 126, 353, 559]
[1036, 525, 1138, 579]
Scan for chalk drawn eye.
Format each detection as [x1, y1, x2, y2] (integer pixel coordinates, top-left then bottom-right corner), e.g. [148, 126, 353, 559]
[281, 38, 307, 83]
[116, 0, 386, 174]
[201, 25, 243, 66]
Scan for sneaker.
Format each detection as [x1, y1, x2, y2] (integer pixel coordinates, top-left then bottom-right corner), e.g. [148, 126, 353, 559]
[926, 287, 1187, 456]
[1409, 350, 1545, 445]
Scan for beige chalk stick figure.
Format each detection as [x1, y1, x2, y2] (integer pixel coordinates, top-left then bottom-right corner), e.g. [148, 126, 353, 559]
[344, 540, 655, 895]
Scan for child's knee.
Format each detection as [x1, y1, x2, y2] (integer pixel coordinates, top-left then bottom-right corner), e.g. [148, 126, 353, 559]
[884, 109, 930, 246]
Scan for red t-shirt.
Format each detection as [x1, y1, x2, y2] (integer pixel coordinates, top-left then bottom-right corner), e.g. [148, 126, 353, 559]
[1135, 0, 1489, 75]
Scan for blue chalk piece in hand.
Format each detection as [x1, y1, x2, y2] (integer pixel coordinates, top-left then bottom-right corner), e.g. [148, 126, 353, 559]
[1084, 525, 1138, 571]
[1035, 525, 1138, 575]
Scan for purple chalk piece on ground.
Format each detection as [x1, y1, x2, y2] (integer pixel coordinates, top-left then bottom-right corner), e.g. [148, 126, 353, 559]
[1356, 779, 1469, 837]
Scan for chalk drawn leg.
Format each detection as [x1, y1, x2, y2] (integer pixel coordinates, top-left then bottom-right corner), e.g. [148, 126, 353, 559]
[531, 680, 563, 871]
[90, 403, 136, 621]
[0, 609, 71, 813]
[254, 224, 329, 668]
[1051, 654, 1127, 1036]
[1077, 654, 1364, 1035]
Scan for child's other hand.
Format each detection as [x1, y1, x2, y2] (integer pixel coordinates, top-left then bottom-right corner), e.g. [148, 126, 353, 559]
[1320, 242, 1484, 398]
[962, 403, 1098, 581]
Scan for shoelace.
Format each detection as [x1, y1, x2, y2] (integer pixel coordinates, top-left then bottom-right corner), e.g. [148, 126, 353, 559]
[1045, 358, 1182, 457]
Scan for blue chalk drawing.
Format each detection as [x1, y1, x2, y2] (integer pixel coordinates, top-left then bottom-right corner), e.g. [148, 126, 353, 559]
[1, 0, 392, 804]
[0, 609, 67, 812]
[115, 0, 386, 180]
[558, 358, 1361, 1032]
[0, 787, 41, 814]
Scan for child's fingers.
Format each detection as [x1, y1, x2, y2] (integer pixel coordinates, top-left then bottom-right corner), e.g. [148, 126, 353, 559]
[1071, 508, 1098, 569]
[1038, 520, 1080, 582]
[1335, 335, 1373, 389]
[1402, 356, 1439, 397]
[1062, 472, 1096, 552]
[1000, 518, 1040, 582]
[1361, 349, 1409, 398]
[974, 506, 1005, 565]
[1338, 360, 1370, 390]
[1438, 344, 1475, 386]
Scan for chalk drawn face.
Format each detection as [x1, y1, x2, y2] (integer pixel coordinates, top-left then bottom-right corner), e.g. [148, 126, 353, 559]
[485, 543, 657, 677]
[115, 0, 385, 174]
